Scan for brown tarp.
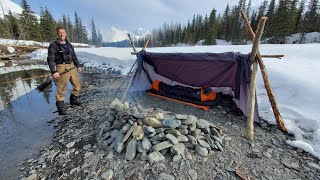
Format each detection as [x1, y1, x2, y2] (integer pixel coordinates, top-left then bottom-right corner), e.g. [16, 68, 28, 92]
[129, 51, 260, 123]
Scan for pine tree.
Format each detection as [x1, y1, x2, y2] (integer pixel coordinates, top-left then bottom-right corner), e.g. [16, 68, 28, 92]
[66, 16, 74, 42]
[39, 7, 55, 42]
[288, 0, 299, 34]
[5, 10, 20, 39]
[304, 0, 319, 32]
[19, 0, 40, 41]
[74, 12, 81, 42]
[265, 0, 276, 36]
[91, 18, 98, 45]
[209, 9, 218, 45]
[269, 0, 292, 43]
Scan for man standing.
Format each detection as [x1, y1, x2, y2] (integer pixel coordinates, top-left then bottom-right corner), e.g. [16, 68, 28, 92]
[47, 27, 82, 115]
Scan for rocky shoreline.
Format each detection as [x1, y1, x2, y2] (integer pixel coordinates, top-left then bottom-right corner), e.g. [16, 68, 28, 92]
[19, 69, 320, 180]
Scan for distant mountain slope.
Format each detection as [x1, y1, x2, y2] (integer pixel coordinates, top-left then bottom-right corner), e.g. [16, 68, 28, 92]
[0, 0, 22, 18]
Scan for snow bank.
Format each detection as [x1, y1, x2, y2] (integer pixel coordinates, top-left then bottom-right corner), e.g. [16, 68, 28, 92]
[0, 38, 92, 47]
[0, 64, 49, 75]
[216, 39, 233, 45]
[286, 32, 320, 44]
[28, 44, 320, 159]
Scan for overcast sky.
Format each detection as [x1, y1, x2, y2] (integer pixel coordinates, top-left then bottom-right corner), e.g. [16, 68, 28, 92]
[11, 0, 265, 40]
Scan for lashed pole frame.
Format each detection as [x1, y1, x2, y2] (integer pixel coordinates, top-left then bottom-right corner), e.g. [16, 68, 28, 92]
[121, 33, 151, 102]
[121, 33, 138, 102]
[241, 10, 287, 138]
[247, 17, 267, 140]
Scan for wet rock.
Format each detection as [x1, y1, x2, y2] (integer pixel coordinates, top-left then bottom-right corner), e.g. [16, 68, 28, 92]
[125, 139, 137, 160]
[144, 126, 155, 133]
[122, 122, 137, 143]
[160, 172, 175, 180]
[198, 140, 211, 149]
[195, 144, 208, 156]
[101, 169, 113, 180]
[162, 118, 181, 128]
[166, 129, 182, 136]
[166, 134, 179, 145]
[196, 119, 210, 129]
[177, 135, 188, 142]
[148, 151, 165, 164]
[182, 115, 197, 125]
[132, 125, 144, 140]
[133, 113, 147, 119]
[171, 143, 185, 155]
[175, 114, 188, 120]
[143, 117, 163, 128]
[188, 169, 198, 180]
[142, 137, 152, 150]
[152, 141, 173, 151]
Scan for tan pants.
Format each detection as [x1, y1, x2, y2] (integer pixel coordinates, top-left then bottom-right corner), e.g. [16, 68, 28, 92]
[55, 63, 81, 102]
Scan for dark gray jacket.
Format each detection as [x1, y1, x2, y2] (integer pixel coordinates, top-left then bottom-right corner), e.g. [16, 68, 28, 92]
[47, 39, 80, 74]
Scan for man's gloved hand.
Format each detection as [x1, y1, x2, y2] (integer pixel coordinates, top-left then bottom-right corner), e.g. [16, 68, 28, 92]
[77, 67, 82, 73]
[53, 72, 60, 79]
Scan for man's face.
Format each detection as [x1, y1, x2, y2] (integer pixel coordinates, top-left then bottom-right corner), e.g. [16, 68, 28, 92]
[57, 29, 67, 41]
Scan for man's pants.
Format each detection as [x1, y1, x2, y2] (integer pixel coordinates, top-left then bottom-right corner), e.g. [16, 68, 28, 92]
[55, 63, 81, 102]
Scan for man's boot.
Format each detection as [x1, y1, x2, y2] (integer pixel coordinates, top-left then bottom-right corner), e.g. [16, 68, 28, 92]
[56, 101, 69, 115]
[70, 94, 81, 106]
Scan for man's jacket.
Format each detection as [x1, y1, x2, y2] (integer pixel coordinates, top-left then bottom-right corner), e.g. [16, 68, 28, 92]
[47, 39, 80, 74]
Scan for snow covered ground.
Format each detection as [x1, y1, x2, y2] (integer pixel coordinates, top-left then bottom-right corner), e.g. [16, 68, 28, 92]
[28, 44, 320, 159]
[0, 38, 92, 47]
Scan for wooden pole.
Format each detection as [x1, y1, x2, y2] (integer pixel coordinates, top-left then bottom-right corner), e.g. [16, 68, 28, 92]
[241, 10, 287, 132]
[247, 17, 267, 141]
[121, 33, 138, 102]
[142, 38, 151, 51]
[261, 55, 284, 59]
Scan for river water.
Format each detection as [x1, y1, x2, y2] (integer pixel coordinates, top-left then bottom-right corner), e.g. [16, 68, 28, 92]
[0, 67, 73, 179]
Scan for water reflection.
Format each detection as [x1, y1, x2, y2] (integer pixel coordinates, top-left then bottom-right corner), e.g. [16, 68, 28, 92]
[0, 68, 56, 179]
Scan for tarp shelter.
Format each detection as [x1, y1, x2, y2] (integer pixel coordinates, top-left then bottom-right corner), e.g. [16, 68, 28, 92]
[129, 51, 260, 123]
